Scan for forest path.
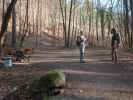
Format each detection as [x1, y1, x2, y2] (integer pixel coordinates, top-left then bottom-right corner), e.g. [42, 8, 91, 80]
[30, 48, 133, 100]
[1, 48, 133, 100]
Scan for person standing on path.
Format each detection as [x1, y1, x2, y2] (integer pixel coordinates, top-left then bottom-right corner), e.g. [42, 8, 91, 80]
[77, 31, 86, 63]
[111, 28, 120, 63]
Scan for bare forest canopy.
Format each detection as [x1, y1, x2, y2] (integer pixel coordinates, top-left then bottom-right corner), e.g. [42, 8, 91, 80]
[0, 0, 133, 48]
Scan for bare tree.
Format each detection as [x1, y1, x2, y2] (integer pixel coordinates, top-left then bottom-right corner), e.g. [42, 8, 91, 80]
[67, 0, 74, 47]
[130, 0, 133, 47]
[0, 0, 17, 46]
[123, 0, 130, 47]
[11, 2, 16, 48]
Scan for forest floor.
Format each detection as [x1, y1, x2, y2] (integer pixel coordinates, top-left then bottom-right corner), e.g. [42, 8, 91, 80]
[0, 47, 133, 100]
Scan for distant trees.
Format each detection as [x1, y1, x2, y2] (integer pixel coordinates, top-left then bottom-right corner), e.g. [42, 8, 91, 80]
[59, 0, 78, 47]
[1, 0, 133, 49]
[59, 0, 67, 47]
[19, 0, 29, 47]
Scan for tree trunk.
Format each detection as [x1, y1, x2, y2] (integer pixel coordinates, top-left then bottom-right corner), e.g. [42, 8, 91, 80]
[70, 0, 76, 47]
[0, 0, 17, 45]
[19, 0, 29, 47]
[67, 0, 73, 47]
[59, 0, 67, 47]
[96, 9, 99, 41]
[12, 4, 16, 48]
[100, 9, 105, 40]
[123, 0, 130, 48]
[2, 0, 5, 21]
[130, 0, 133, 48]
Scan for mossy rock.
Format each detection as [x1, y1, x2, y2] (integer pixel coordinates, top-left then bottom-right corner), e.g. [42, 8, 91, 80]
[30, 70, 66, 96]
[2, 70, 65, 100]
[45, 70, 66, 88]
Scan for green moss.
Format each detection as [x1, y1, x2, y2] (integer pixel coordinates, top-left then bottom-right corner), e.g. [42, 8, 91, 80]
[29, 69, 66, 96]
[45, 70, 66, 88]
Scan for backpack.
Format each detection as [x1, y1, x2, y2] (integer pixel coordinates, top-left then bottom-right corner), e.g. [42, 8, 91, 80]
[112, 33, 120, 47]
[114, 33, 120, 44]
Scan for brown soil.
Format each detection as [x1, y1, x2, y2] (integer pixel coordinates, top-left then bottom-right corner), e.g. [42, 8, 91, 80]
[0, 48, 133, 100]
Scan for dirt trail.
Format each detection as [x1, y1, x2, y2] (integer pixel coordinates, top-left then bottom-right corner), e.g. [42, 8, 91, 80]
[0, 48, 133, 100]
[30, 48, 133, 99]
